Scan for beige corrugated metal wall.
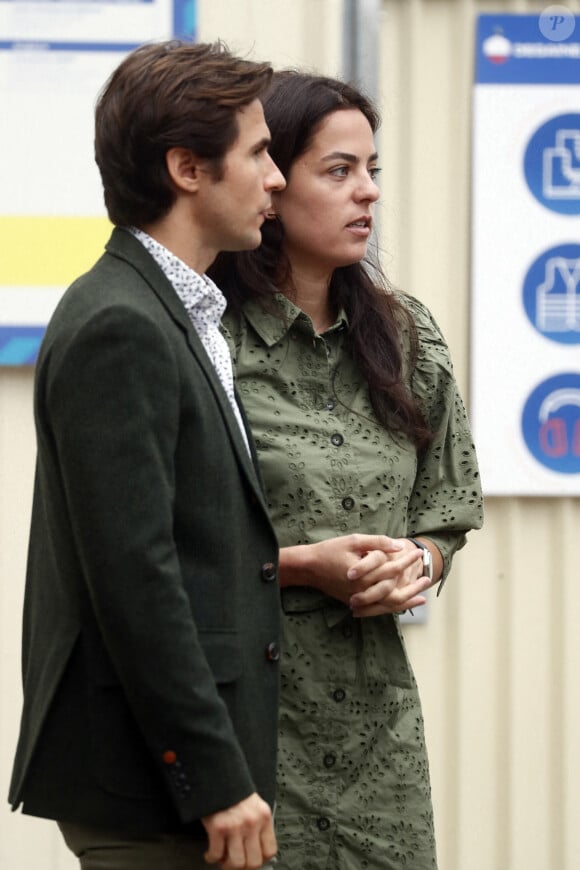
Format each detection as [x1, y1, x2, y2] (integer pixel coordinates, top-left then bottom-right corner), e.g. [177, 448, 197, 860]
[1, 1, 579, 867]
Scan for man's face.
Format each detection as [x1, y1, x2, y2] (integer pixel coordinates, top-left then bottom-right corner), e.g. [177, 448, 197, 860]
[198, 99, 285, 257]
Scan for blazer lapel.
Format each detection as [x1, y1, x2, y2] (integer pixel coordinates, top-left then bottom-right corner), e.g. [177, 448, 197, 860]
[104, 228, 265, 501]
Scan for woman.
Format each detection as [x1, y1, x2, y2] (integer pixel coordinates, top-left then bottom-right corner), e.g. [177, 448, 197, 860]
[210, 72, 483, 870]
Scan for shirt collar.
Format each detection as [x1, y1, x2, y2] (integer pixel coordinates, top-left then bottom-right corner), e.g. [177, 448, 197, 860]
[129, 227, 226, 322]
[242, 293, 349, 348]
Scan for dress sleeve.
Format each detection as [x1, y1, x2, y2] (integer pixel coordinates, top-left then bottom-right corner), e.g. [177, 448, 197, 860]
[401, 294, 484, 589]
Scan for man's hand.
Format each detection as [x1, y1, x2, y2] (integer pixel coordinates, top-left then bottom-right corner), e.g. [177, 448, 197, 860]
[202, 792, 277, 869]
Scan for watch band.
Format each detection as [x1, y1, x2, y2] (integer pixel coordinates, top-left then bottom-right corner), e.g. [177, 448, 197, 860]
[406, 537, 433, 581]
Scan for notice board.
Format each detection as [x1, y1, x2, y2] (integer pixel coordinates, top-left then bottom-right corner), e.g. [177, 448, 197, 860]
[0, 0, 196, 365]
[472, 11, 580, 495]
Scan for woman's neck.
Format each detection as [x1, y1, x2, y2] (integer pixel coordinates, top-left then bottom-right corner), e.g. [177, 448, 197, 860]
[280, 268, 336, 334]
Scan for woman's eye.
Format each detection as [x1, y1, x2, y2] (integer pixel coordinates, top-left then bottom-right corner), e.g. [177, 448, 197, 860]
[369, 166, 382, 181]
[330, 166, 349, 177]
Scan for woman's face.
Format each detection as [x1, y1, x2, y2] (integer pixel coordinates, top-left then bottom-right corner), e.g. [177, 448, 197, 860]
[273, 108, 380, 278]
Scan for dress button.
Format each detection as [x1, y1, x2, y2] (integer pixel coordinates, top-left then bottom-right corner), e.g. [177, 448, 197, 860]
[323, 753, 336, 768]
[333, 688, 346, 702]
[266, 642, 280, 662]
[330, 433, 343, 447]
[317, 817, 331, 831]
[341, 496, 355, 511]
[326, 398, 336, 411]
[261, 562, 277, 582]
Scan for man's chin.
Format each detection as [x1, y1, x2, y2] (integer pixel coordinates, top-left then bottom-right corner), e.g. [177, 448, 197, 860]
[227, 232, 262, 253]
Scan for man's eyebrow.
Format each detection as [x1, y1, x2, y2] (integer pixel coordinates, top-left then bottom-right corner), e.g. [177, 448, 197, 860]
[321, 150, 379, 163]
[253, 136, 272, 151]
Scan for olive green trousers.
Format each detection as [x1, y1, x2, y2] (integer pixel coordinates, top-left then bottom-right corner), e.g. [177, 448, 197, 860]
[58, 821, 276, 870]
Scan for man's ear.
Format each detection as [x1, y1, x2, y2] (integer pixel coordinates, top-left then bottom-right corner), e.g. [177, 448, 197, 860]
[165, 147, 205, 193]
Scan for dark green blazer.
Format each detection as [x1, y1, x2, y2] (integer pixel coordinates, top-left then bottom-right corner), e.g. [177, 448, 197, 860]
[8, 228, 280, 836]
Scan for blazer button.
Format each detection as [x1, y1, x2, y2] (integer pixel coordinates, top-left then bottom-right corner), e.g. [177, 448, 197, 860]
[266, 642, 280, 662]
[162, 750, 177, 765]
[261, 562, 277, 583]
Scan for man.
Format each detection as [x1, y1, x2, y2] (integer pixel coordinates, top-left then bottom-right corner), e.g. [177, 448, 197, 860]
[8, 40, 285, 870]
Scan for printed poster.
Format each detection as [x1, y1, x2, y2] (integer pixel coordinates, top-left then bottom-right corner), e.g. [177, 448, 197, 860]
[472, 11, 580, 495]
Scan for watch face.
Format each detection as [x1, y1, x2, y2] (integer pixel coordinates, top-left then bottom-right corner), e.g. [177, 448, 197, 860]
[407, 538, 433, 580]
[422, 549, 433, 580]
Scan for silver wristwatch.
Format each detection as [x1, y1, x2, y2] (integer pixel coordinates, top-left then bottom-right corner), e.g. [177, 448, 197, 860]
[407, 537, 433, 581]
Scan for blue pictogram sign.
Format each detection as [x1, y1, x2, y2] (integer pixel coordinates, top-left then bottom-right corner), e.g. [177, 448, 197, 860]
[522, 243, 580, 344]
[522, 373, 580, 474]
[524, 113, 580, 215]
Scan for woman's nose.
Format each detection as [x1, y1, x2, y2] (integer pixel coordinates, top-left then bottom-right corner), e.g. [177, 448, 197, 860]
[355, 173, 380, 203]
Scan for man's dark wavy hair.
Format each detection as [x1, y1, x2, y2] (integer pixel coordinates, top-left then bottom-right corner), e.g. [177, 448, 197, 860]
[95, 40, 272, 228]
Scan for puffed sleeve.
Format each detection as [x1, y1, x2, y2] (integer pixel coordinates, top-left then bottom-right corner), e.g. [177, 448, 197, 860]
[400, 294, 483, 590]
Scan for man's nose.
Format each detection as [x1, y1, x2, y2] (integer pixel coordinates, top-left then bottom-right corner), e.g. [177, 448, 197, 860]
[265, 154, 286, 191]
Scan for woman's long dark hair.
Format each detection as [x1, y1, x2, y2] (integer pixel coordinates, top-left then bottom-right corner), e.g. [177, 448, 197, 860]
[210, 71, 431, 449]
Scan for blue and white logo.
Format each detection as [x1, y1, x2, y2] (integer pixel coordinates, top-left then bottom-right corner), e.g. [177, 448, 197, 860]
[524, 113, 580, 214]
[523, 244, 580, 344]
[522, 373, 580, 473]
[539, 5, 577, 41]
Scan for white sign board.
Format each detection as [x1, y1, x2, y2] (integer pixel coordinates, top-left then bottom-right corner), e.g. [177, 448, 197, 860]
[0, 0, 196, 365]
[472, 12, 580, 495]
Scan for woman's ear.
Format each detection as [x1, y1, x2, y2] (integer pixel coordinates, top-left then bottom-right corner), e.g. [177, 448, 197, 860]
[165, 147, 202, 193]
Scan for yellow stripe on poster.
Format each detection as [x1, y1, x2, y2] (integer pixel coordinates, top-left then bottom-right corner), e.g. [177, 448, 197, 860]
[0, 216, 112, 286]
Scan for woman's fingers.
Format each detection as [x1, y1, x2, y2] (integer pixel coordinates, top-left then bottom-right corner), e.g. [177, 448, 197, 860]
[349, 571, 430, 611]
[349, 547, 422, 588]
[351, 593, 428, 619]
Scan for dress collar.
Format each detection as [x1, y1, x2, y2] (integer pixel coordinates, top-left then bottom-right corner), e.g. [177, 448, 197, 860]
[242, 293, 349, 348]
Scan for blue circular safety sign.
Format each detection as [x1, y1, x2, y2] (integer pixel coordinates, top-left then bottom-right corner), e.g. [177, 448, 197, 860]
[524, 113, 580, 215]
[522, 373, 580, 474]
[522, 243, 580, 344]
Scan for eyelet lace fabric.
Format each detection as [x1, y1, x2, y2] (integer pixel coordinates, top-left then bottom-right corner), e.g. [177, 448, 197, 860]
[223, 292, 483, 870]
